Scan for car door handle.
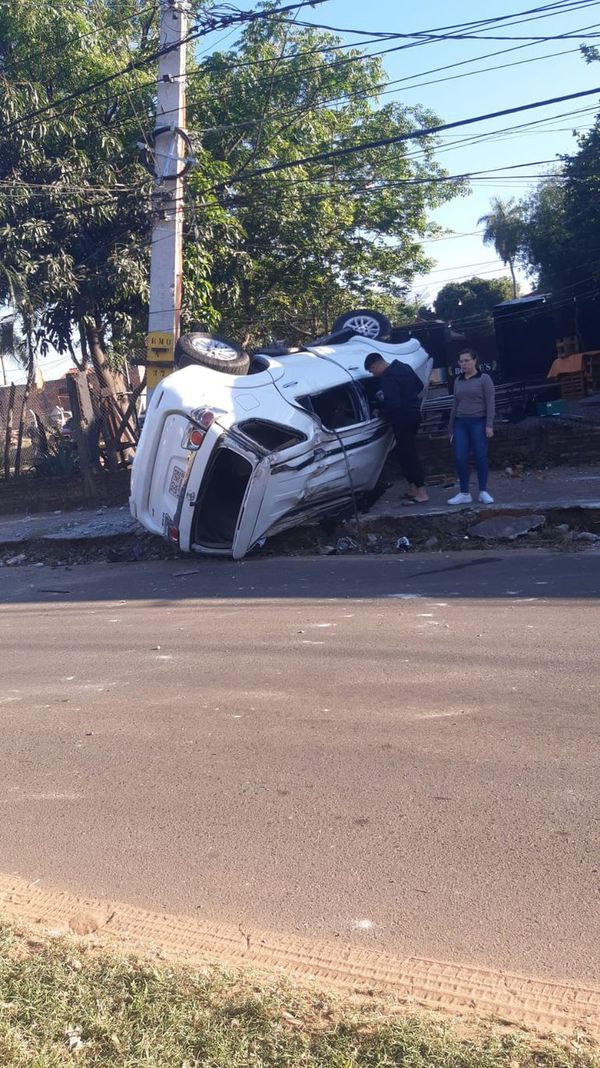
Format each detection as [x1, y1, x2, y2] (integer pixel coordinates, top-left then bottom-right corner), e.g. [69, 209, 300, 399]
[314, 448, 325, 460]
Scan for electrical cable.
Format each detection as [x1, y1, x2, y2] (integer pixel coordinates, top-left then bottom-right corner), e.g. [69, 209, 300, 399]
[186, 43, 585, 137]
[181, 15, 600, 111]
[4, 2, 594, 160]
[283, 0, 600, 39]
[91, 0, 154, 151]
[0, 0, 331, 136]
[4, 0, 592, 147]
[209, 85, 600, 184]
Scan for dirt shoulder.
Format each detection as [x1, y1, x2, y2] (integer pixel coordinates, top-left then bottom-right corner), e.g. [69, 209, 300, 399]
[1, 874, 599, 1042]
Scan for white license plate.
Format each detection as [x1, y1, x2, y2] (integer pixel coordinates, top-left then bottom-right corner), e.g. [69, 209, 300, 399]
[168, 464, 185, 498]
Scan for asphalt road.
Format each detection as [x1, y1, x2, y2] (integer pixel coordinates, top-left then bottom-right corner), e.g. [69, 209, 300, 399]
[1, 551, 599, 982]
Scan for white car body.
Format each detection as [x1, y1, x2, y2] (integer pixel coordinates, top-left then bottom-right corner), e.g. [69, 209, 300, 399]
[130, 335, 432, 559]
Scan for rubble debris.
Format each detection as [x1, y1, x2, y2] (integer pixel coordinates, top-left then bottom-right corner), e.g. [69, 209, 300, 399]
[335, 536, 359, 554]
[574, 531, 600, 542]
[43, 515, 141, 541]
[468, 515, 546, 541]
[394, 536, 411, 551]
[5, 552, 27, 566]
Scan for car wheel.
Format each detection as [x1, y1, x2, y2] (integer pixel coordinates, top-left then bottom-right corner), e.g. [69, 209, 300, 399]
[174, 332, 250, 375]
[331, 309, 391, 340]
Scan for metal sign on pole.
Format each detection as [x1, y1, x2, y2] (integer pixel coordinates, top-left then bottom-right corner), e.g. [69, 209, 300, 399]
[144, 0, 193, 399]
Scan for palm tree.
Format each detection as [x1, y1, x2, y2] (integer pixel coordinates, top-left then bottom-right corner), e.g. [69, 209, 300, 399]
[0, 313, 27, 385]
[478, 197, 524, 299]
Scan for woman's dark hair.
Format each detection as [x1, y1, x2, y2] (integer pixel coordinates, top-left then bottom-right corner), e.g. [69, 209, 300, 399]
[458, 348, 479, 364]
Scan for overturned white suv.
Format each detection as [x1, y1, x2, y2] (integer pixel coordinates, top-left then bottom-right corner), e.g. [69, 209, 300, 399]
[130, 313, 432, 559]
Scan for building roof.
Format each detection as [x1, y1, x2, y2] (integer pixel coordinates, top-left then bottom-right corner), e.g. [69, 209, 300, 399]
[495, 293, 550, 308]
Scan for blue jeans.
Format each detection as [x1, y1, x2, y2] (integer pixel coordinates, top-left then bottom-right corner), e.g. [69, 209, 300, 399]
[453, 417, 488, 493]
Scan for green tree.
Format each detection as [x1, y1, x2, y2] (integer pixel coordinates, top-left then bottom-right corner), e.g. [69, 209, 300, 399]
[1, 0, 465, 379]
[477, 197, 524, 298]
[186, 16, 464, 346]
[434, 276, 513, 333]
[517, 139, 600, 301]
[516, 47, 600, 300]
[516, 178, 568, 294]
[0, 1, 166, 396]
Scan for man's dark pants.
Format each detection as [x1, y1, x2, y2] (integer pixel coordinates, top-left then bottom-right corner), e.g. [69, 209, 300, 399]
[392, 414, 425, 489]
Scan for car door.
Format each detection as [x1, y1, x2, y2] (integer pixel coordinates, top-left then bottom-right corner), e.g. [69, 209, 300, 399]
[303, 380, 393, 494]
[294, 380, 385, 500]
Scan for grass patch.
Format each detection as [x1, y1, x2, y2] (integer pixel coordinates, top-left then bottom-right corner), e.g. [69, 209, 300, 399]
[0, 923, 598, 1067]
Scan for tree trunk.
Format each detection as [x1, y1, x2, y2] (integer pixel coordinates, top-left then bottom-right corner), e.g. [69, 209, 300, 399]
[509, 259, 518, 299]
[85, 316, 122, 398]
[84, 315, 135, 466]
[14, 327, 36, 478]
[66, 332, 86, 372]
[3, 381, 16, 479]
[78, 321, 89, 368]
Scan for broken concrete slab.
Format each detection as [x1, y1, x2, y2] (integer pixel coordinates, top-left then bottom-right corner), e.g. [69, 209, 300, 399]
[0, 506, 142, 547]
[468, 514, 546, 540]
[42, 514, 143, 541]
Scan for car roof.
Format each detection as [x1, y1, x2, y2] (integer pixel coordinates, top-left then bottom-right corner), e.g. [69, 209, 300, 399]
[160, 335, 429, 405]
[304, 335, 426, 377]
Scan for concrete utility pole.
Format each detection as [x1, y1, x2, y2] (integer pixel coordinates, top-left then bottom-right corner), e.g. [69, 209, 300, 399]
[145, 0, 192, 399]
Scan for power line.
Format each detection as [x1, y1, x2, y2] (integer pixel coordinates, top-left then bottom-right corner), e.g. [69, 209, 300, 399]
[181, 9, 600, 103]
[214, 86, 600, 183]
[286, 1, 600, 38]
[423, 230, 485, 243]
[188, 43, 587, 137]
[0, 0, 330, 136]
[186, 10, 600, 187]
[7, 1, 594, 157]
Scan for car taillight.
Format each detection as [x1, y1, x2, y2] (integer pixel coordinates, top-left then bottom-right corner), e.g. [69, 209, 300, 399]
[167, 524, 179, 544]
[185, 409, 215, 450]
[199, 410, 215, 430]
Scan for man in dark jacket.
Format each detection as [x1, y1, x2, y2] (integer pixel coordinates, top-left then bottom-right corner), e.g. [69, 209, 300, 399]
[364, 352, 428, 503]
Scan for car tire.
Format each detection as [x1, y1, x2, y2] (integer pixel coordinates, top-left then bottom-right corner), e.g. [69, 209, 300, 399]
[174, 332, 250, 375]
[328, 307, 390, 339]
[331, 309, 391, 340]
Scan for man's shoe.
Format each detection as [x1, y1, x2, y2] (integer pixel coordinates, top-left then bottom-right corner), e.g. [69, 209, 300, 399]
[478, 490, 494, 504]
[447, 492, 472, 505]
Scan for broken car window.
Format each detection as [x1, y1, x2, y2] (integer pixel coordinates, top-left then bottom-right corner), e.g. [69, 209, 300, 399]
[298, 385, 364, 430]
[237, 420, 306, 452]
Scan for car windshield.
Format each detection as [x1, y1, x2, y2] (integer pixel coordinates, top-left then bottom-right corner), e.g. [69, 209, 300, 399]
[192, 447, 253, 548]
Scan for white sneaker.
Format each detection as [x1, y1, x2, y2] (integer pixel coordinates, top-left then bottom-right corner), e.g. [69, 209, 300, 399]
[478, 491, 494, 504]
[447, 492, 472, 505]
